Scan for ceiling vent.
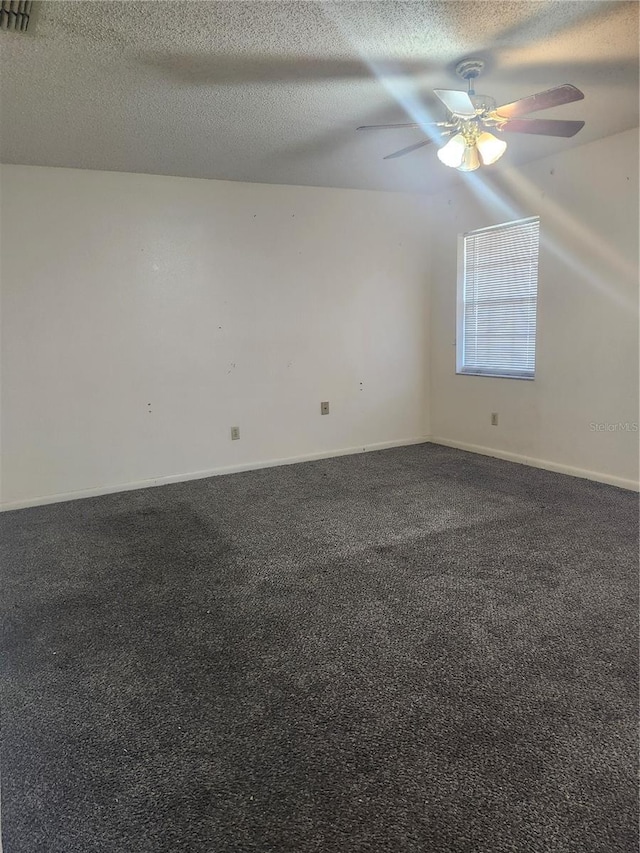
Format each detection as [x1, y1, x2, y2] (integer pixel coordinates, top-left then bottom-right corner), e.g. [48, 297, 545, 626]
[1, 0, 32, 32]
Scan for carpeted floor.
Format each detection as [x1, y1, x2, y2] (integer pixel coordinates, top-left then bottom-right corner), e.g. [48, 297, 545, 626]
[1, 443, 638, 853]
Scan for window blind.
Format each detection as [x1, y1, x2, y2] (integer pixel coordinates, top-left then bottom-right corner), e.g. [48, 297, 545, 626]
[459, 217, 539, 379]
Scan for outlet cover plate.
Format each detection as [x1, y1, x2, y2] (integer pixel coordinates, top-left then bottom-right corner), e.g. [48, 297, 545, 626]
[321, 402, 330, 415]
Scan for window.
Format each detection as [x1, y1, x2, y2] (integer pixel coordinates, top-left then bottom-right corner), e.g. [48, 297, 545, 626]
[457, 216, 540, 380]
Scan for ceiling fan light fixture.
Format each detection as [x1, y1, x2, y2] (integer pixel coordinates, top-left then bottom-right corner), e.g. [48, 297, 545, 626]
[476, 131, 507, 165]
[437, 133, 466, 168]
[458, 144, 481, 172]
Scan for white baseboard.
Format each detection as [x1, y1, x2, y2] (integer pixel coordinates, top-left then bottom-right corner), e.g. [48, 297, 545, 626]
[4, 434, 636, 510]
[0, 436, 430, 511]
[430, 437, 639, 492]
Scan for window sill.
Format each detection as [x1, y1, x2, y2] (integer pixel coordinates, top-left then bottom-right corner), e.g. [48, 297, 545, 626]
[456, 370, 535, 381]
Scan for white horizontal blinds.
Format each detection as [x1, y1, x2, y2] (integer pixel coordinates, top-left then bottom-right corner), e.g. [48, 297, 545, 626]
[462, 217, 539, 378]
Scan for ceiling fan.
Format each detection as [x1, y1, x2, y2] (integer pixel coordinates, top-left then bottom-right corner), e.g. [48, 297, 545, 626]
[357, 59, 585, 172]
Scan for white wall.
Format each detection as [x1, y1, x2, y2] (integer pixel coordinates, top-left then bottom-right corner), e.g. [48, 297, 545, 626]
[0, 166, 431, 507]
[429, 128, 639, 489]
[3, 130, 638, 508]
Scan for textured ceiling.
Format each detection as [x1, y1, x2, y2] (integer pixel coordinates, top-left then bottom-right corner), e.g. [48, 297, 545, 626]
[0, 1, 638, 193]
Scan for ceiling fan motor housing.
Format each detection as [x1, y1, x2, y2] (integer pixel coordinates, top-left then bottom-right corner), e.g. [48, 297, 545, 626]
[470, 94, 496, 114]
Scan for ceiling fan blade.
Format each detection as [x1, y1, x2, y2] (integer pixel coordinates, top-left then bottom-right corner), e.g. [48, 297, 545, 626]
[357, 121, 450, 131]
[383, 139, 432, 160]
[433, 89, 476, 117]
[493, 84, 584, 119]
[497, 117, 585, 137]
[357, 122, 420, 131]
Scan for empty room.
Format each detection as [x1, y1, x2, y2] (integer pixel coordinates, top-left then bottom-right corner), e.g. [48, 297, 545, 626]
[0, 2, 638, 851]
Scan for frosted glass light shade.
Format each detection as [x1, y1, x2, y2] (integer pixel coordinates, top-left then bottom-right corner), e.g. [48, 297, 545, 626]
[476, 132, 507, 165]
[437, 134, 466, 168]
[458, 145, 480, 172]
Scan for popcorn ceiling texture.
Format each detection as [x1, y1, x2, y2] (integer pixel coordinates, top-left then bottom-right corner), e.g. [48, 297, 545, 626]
[0, 1, 637, 192]
[1, 444, 638, 852]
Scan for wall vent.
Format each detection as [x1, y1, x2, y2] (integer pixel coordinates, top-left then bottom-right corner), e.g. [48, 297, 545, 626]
[1, 0, 32, 32]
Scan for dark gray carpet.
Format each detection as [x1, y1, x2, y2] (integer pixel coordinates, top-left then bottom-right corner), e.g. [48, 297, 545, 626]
[1, 443, 638, 853]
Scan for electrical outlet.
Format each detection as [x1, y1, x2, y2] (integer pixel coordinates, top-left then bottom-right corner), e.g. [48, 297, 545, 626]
[491, 412, 499, 426]
[321, 401, 330, 415]
[231, 426, 240, 440]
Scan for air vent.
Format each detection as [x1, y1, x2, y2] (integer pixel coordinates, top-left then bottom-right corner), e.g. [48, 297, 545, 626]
[1, 0, 32, 32]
